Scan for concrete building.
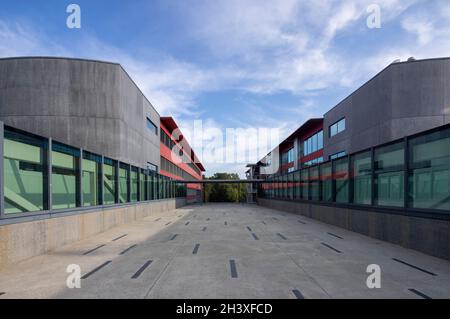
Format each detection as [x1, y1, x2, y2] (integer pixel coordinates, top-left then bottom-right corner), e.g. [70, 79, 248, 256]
[323, 57, 450, 159]
[252, 57, 450, 260]
[160, 116, 205, 204]
[0, 57, 204, 269]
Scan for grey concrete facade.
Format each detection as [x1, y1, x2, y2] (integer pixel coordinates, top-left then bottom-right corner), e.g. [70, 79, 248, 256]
[0, 57, 160, 168]
[324, 58, 450, 159]
[257, 198, 450, 261]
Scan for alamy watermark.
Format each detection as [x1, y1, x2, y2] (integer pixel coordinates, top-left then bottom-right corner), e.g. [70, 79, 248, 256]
[366, 264, 381, 289]
[66, 4, 81, 29]
[366, 4, 381, 29]
[166, 120, 281, 174]
[66, 264, 81, 289]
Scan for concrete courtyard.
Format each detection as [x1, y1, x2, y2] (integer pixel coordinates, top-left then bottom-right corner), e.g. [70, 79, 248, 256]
[0, 203, 449, 299]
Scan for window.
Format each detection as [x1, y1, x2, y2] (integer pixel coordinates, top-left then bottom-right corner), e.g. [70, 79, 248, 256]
[374, 142, 404, 207]
[82, 151, 102, 207]
[146, 118, 157, 135]
[119, 163, 129, 203]
[300, 169, 309, 199]
[147, 173, 153, 200]
[304, 157, 324, 167]
[351, 151, 372, 205]
[52, 142, 80, 209]
[288, 173, 294, 199]
[103, 158, 117, 205]
[330, 151, 346, 160]
[310, 166, 320, 201]
[131, 167, 139, 202]
[3, 128, 48, 214]
[334, 157, 349, 203]
[281, 148, 295, 165]
[140, 169, 147, 201]
[320, 162, 333, 202]
[329, 118, 346, 137]
[303, 130, 323, 156]
[408, 128, 450, 211]
[294, 171, 301, 199]
[147, 162, 158, 172]
[318, 131, 323, 150]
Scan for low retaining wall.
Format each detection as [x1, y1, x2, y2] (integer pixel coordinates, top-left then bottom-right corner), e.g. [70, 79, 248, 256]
[257, 198, 450, 261]
[0, 198, 186, 269]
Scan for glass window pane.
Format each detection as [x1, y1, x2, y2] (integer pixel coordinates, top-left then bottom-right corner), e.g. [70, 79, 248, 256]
[52, 143, 79, 209]
[3, 128, 48, 214]
[340, 118, 346, 132]
[318, 131, 323, 150]
[294, 171, 300, 199]
[352, 151, 372, 205]
[103, 158, 116, 205]
[334, 157, 349, 203]
[330, 124, 337, 137]
[310, 166, 319, 201]
[320, 162, 332, 201]
[408, 128, 450, 210]
[131, 167, 138, 202]
[301, 169, 309, 199]
[312, 134, 318, 153]
[139, 169, 147, 201]
[374, 142, 404, 207]
[82, 152, 101, 207]
[119, 164, 129, 203]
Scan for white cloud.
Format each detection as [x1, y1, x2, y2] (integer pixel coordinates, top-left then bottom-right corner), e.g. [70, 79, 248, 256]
[2, 0, 450, 177]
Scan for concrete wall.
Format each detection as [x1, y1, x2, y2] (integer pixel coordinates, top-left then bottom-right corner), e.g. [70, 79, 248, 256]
[257, 198, 450, 261]
[0, 198, 185, 270]
[324, 58, 450, 159]
[0, 57, 160, 168]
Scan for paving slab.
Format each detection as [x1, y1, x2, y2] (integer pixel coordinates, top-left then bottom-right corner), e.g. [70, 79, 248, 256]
[0, 203, 449, 299]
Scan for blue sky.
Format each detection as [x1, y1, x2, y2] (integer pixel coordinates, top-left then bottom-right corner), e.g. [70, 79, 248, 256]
[1, 0, 449, 176]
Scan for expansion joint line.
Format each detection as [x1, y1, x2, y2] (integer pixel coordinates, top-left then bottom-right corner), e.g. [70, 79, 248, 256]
[143, 245, 179, 298]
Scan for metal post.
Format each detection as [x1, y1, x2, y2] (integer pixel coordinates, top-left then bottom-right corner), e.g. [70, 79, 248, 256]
[348, 155, 352, 203]
[115, 161, 120, 203]
[48, 138, 53, 211]
[0, 122, 4, 218]
[128, 164, 131, 202]
[404, 137, 409, 209]
[371, 147, 375, 206]
[331, 160, 336, 202]
[100, 155, 104, 205]
[78, 148, 83, 207]
[137, 169, 140, 202]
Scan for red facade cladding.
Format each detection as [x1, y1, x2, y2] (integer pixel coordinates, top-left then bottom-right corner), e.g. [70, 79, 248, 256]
[159, 117, 205, 191]
[277, 119, 324, 174]
[298, 120, 324, 165]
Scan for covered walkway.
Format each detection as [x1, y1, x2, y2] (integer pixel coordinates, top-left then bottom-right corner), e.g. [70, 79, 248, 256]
[0, 203, 449, 299]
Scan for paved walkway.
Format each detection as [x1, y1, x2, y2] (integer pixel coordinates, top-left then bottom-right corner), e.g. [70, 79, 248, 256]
[0, 203, 449, 299]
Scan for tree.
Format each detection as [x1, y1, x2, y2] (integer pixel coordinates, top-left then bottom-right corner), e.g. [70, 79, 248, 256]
[204, 173, 246, 202]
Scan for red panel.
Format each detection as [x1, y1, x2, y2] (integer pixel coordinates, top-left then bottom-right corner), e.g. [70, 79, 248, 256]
[159, 169, 202, 191]
[160, 143, 203, 180]
[300, 149, 324, 163]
